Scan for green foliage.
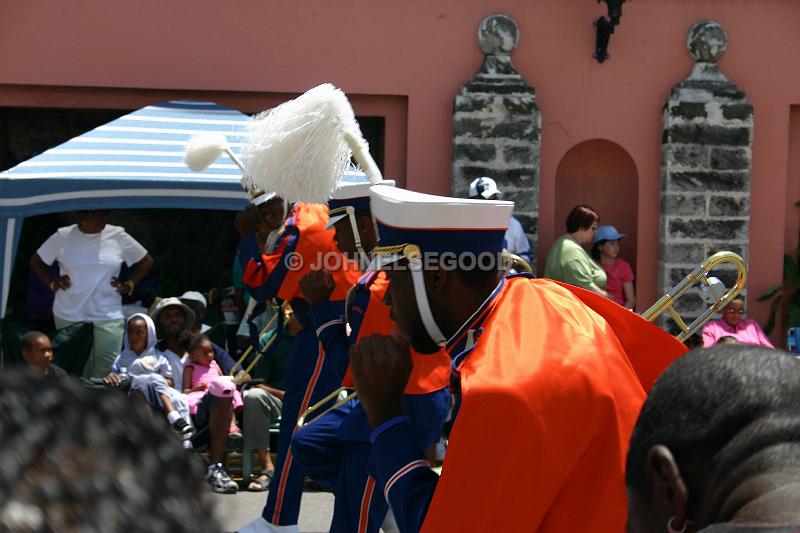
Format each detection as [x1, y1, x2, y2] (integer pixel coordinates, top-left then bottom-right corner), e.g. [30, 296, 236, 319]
[756, 260, 800, 335]
[758, 201, 800, 335]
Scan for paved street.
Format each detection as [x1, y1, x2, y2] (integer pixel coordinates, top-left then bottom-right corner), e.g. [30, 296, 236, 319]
[211, 489, 334, 533]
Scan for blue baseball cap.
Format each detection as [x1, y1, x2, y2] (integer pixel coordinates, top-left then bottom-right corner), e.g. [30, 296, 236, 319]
[592, 225, 627, 245]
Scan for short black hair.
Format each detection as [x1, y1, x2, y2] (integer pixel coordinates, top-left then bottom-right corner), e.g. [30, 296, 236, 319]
[20, 331, 48, 352]
[626, 346, 800, 501]
[0, 367, 216, 532]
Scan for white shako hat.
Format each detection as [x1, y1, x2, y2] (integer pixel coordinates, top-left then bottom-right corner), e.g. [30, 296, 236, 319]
[327, 169, 395, 228]
[325, 168, 395, 261]
[367, 184, 513, 345]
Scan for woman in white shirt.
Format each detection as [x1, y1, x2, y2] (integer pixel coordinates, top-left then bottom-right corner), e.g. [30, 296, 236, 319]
[30, 210, 154, 378]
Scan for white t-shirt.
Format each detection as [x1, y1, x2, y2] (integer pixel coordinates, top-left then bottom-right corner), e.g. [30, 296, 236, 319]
[37, 224, 147, 322]
[158, 347, 186, 391]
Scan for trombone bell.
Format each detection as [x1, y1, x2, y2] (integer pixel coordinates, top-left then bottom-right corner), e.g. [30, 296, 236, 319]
[642, 251, 748, 342]
[500, 251, 533, 274]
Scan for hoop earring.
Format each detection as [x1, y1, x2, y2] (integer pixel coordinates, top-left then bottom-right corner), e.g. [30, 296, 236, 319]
[667, 516, 687, 533]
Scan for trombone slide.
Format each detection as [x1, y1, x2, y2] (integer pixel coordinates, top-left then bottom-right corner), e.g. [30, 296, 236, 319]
[642, 251, 748, 341]
[297, 387, 356, 428]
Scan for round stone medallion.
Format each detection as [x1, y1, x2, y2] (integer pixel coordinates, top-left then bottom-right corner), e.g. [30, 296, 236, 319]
[478, 14, 519, 56]
[687, 20, 728, 62]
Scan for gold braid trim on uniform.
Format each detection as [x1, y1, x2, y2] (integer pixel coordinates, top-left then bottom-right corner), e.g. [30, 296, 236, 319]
[372, 243, 422, 260]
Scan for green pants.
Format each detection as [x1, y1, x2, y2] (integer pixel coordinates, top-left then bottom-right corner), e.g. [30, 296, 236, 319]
[54, 316, 125, 379]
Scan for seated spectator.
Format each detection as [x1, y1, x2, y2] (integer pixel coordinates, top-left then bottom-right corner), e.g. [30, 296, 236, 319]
[243, 387, 283, 491]
[701, 296, 774, 348]
[180, 331, 243, 435]
[242, 327, 290, 491]
[21, 331, 67, 383]
[147, 297, 238, 493]
[104, 313, 192, 439]
[591, 225, 635, 309]
[544, 205, 608, 297]
[0, 367, 217, 532]
[30, 209, 154, 379]
[626, 345, 800, 532]
[179, 290, 212, 333]
[468, 177, 532, 263]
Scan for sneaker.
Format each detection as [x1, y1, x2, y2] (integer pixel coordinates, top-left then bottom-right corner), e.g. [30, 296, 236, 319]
[172, 418, 193, 438]
[206, 463, 238, 494]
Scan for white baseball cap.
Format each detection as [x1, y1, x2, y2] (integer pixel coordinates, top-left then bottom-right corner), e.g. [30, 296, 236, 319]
[468, 177, 502, 200]
[179, 291, 207, 310]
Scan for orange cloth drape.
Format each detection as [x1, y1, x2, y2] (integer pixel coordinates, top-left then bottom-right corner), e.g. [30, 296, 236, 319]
[421, 277, 686, 533]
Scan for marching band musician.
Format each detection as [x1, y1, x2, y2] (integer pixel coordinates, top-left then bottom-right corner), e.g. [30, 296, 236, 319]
[289, 176, 451, 533]
[240, 191, 361, 532]
[348, 186, 688, 533]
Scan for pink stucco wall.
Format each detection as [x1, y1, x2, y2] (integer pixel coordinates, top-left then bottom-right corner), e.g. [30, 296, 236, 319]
[0, 1, 797, 338]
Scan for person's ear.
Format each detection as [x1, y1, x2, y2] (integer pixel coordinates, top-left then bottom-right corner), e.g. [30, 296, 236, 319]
[424, 266, 449, 295]
[356, 215, 371, 234]
[647, 445, 691, 532]
[357, 215, 377, 249]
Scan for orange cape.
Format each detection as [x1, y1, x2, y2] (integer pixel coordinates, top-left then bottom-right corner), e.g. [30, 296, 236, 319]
[420, 277, 686, 532]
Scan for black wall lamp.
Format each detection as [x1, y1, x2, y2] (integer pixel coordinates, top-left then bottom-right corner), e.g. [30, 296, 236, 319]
[594, 0, 628, 63]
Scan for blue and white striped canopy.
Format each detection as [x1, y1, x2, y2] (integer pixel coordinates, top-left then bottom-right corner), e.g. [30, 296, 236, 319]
[0, 100, 252, 317]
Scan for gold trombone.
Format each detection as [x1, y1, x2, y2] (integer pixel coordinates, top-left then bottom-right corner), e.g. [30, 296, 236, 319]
[297, 388, 353, 427]
[642, 251, 747, 341]
[297, 251, 748, 427]
[500, 251, 533, 274]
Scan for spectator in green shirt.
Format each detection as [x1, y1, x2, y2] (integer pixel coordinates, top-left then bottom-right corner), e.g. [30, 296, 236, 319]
[544, 205, 609, 298]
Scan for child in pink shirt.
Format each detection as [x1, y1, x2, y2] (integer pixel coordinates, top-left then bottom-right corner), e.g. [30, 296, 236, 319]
[181, 332, 243, 433]
[591, 225, 635, 309]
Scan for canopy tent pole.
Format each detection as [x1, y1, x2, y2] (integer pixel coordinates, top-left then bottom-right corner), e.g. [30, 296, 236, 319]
[0, 216, 22, 368]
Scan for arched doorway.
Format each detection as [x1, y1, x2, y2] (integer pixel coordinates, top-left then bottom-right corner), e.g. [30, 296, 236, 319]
[555, 139, 639, 271]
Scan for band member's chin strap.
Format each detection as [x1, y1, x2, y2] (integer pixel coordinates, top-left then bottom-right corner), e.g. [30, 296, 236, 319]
[408, 254, 447, 346]
[344, 206, 369, 266]
[370, 243, 447, 346]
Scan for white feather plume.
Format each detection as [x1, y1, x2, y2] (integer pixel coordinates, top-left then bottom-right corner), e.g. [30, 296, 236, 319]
[184, 134, 230, 171]
[241, 83, 367, 204]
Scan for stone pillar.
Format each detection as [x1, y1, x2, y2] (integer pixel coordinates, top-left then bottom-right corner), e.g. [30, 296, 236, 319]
[451, 14, 541, 264]
[660, 20, 753, 328]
